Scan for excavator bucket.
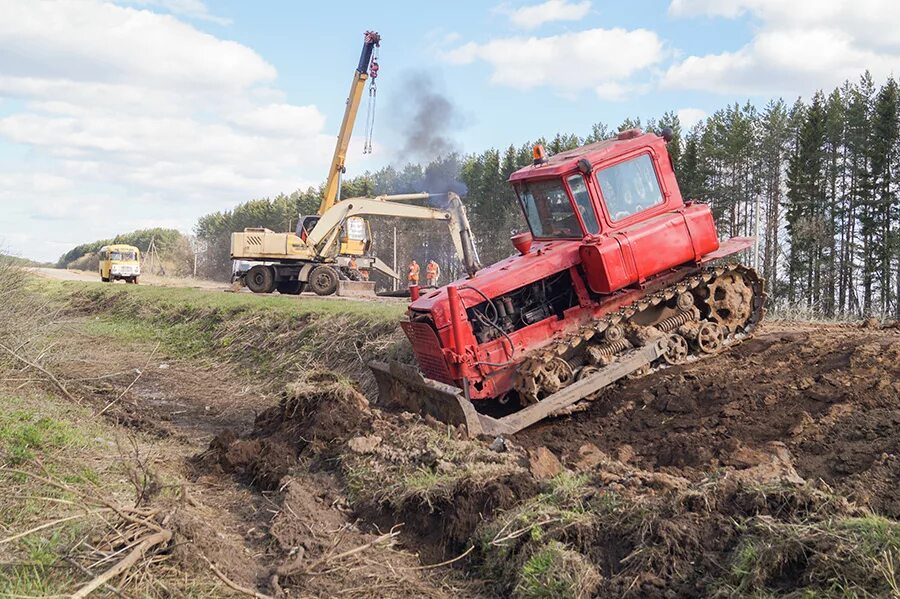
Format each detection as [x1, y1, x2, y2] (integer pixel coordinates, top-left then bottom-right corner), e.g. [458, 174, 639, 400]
[369, 339, 666, 438]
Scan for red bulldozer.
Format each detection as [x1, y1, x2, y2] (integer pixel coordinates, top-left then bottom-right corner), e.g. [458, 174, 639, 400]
[371, 128, 764, 436]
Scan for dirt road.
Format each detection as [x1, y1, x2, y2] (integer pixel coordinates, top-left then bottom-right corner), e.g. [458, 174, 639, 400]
[32, 266, 229, 290]
[30, 266, 98, 282]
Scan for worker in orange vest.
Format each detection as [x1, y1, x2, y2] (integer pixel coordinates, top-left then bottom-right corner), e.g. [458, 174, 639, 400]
[425, 260, 440, 287]
[407, 260, 420, 286]
[349, 256, 358, 270]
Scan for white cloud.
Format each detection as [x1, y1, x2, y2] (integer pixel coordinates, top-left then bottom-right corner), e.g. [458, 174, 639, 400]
[676, 107, 707, 128]
[594, 82, 629, 101]
[445, 28, 663, 96]
[121, 0, 232, 26]
[228, 104, 327, 138]
[506, 0, 591, 30]
[0, 0, 356, 262]
[665, 0, 900, 95]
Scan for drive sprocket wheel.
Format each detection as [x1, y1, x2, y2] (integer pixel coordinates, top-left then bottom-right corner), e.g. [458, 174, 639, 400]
[705, 271, 754, 331]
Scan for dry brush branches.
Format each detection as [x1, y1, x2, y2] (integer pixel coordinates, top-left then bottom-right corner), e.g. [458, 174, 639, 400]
[0, 464, 174, 598]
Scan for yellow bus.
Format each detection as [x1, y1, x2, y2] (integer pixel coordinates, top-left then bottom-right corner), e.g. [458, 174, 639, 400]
[98, 244, 141, 283]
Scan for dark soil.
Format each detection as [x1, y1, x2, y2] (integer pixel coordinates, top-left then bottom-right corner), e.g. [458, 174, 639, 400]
[517, 322, 900, 517]
[64, 313, 899, 598]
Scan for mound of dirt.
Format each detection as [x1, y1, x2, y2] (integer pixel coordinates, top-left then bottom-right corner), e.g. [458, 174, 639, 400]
[519, 323, 900, 516]
[341, 413, 537, 557]
[472, 447, 897, 598]
[197, 371, 372, 490]
[190, 323, 899, 598]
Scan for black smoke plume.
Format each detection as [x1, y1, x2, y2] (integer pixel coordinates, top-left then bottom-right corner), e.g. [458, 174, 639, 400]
[395, 71, 464, 164]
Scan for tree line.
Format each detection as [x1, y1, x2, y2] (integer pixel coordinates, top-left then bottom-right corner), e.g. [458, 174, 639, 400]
[679, 72, 898, 317]
[124, 71, 900, 317]
[57, 227, 194, 275]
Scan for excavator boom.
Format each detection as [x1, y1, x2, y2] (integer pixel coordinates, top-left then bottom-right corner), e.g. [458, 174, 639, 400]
[308, 192, 480, 277]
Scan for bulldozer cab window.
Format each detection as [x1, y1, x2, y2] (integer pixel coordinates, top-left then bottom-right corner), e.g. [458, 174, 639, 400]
[516, 179, 583, 239]
[596, 154, 664, 222]
[566, 174, 599, 235]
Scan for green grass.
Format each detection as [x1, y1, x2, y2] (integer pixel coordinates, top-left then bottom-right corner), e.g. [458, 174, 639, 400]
[38, 278, 407, 322]
[81, 316, 211, 358]
[0, 396, 92, 465]
[725, 513, 900, 597]
[514, 541, 599, 599]
[0, 393, 109, 596]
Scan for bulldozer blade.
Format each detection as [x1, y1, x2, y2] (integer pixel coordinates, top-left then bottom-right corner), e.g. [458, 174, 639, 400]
[369, 360, 486, 435]
[369, 339, 665, 438]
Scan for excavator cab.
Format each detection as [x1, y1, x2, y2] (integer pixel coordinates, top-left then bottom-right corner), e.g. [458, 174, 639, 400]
[297, 214, 370, 255]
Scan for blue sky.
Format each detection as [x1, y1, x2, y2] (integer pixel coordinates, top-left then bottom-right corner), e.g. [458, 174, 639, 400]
[1, 0, 898, 261]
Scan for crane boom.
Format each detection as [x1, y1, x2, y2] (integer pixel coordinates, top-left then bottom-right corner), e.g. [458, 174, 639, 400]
[318, 30, 381, 215]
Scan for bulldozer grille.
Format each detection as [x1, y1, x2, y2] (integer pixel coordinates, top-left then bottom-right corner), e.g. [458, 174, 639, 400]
[400, 321, 455, 385]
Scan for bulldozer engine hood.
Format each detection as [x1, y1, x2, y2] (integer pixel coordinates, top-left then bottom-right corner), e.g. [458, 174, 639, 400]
[409, 238, 582, 330]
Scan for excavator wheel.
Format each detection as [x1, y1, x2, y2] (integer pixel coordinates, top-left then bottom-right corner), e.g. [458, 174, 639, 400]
[277, 280, 304, 295]
[246, 265, 276, 294]
[309, 265, 339, 296]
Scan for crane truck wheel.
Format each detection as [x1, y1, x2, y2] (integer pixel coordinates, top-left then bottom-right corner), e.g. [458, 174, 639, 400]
[277, 280, 305, 295]
[246, 265, 276, 294]
[309, 265, 338, 296]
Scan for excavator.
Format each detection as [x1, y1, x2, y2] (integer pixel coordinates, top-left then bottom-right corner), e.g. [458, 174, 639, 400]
[232, 30, 472, 294]
[231, 191, 479, 295]
[371, 128, 765, 436]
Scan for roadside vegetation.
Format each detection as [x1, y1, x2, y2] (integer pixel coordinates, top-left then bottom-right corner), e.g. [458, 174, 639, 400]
[40, 278, 408, 394]
[0, 261, 237, 597]
[2, 261, 898, 597]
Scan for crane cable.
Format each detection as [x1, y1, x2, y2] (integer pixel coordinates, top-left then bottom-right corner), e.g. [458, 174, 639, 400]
[363, 46, 379, 155]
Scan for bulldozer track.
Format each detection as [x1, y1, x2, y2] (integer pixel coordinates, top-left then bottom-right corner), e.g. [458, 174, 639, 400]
[514, 263, 765, 405]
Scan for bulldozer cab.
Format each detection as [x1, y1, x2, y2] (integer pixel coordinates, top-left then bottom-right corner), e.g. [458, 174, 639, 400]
[511, 131, 680, 241]
[514, 175, 600, 239]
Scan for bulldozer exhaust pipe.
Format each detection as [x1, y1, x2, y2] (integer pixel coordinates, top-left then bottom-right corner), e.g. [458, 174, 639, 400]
[446, 192, 480, 278]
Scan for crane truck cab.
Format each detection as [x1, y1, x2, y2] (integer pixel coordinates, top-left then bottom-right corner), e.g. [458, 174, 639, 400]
[98, 244, 141, 284]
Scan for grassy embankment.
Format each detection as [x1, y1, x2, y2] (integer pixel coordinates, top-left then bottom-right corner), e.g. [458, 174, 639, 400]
[1, 268, 234, 595]
[38, 279, 409, 395]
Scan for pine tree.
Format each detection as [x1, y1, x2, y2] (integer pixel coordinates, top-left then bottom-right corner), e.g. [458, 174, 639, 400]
[786, 93, 827, 308]
[869, 77, 899, 313]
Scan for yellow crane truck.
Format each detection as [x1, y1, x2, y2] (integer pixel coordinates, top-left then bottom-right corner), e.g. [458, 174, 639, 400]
[231, 192, 479, 295]
[232, 30, 384, 294]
